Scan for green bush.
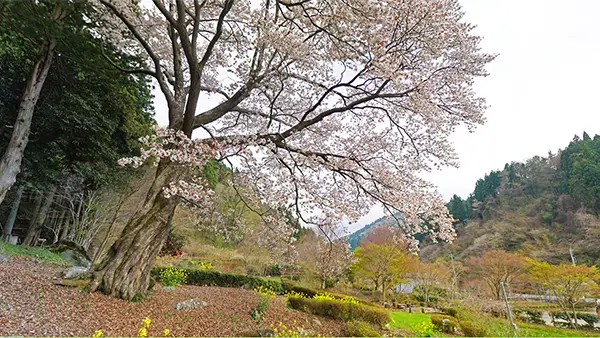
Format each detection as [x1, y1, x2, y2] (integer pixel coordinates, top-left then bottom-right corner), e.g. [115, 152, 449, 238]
[514, 308, 544, 325]
[459, 320, 489, 337]
[344, 320, 380, 337]
[264, 264, 281, 276]
[287, 297, 389, 327]
[159, 267, 187, 287]
[442, 307, 458, 318]
[282, 281, 318, 297]
[430, 314, 458, 333]
[152, 267, 283, 293]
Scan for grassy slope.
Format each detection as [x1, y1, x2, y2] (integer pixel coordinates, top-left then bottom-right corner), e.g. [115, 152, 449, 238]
[0, 241, 65, 265]
[390, 311, 433, 331]
[389, 311, 600, 337]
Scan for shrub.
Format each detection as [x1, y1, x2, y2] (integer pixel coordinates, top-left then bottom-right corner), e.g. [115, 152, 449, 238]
[459, 320, 489, 337]
[282, 281, 318, 297]
[159, 267, 187, 287]
[152, 267, 284, 293]
[284, 290, 308, 299]
[287, 297, 389, 327]
[441, 301, 478, 321]
[431, 314, 458, 333]
[314, 292, 359, 305]
[514, 308, 544, 325]
[264, 264, 281, 276]
[159, 231, 185, 257]
[344, 320, 380, 337]
[282, 281, 377, 307]
[254, 285, 277, 297]
[442, 307, 458, 318]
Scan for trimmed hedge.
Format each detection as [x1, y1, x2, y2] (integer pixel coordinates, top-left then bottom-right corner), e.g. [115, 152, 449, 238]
[282, 281, 378, 307]
[287, 297, 390, 327]
[431, 314, 458, 333]
[442, 307, 458, 318]
[459, 320, 489, 337]
[344, 320, 381, 337]
[152, 267, 283, 293]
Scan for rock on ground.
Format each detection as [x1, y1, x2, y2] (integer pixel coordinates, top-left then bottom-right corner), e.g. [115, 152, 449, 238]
[62, 266, 91, 279]
[0, 253, 10, 262]
[174, 298, 209, 310]
[60, 250, 91, 269]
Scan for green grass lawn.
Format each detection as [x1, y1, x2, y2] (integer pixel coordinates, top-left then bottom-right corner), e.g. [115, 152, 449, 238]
[0, 241, 65, 265]
[389, 310, 600, 337]
[390, 311, 433, 331]
[487, 318, 600, 337]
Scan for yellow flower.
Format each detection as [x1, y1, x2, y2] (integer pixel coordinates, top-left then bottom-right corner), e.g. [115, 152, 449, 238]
[138, 327, 148, 337]
[163, 328, 170, 337]
[92, 330, 104, 338]
[142, 317, 152, 328]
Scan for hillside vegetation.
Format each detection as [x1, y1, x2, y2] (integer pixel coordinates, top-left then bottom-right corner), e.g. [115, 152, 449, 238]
[421, 132, 600, 266]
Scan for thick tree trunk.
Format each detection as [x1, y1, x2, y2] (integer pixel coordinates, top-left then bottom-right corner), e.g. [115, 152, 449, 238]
[28, 191, 44, 233]
[3, 185, 24, 241]
[89, 162, 181, 300]
[0, 38, 56, 205]
[24, 185, 57, 246]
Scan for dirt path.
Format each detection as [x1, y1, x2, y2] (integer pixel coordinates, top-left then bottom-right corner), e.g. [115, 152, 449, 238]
[0, 257, 344, 336]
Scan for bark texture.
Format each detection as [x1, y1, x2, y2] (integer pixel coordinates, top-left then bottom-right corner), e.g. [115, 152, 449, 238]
[2, 185, 24, 241]
[24, 185, 57, 246]
[0, 38, 57, 205]
[89, 162, 181, 300]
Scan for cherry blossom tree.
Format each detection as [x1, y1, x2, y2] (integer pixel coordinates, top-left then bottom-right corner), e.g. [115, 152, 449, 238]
[91, 0, 494, 299]
[311, 236, 354, 289]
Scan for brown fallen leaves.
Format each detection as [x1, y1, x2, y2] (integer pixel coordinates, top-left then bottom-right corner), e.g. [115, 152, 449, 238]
[0, 257, 344, 337]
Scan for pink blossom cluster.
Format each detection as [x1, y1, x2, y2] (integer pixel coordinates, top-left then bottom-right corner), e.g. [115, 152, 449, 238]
[118, 127, 218, 168]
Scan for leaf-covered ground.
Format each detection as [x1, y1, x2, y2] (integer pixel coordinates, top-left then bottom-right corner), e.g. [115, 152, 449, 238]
[0, 256, 344, 337]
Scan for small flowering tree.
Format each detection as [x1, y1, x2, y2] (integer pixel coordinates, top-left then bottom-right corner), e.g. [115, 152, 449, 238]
[90, 0, 494, 299]
[312, 235, 355, 289]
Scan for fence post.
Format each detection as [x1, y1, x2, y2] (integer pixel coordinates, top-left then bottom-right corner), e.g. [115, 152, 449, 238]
[501, 281, 517, 337]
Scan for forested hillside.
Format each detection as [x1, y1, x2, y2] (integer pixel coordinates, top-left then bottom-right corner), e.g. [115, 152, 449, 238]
[420, 132, 600, 266]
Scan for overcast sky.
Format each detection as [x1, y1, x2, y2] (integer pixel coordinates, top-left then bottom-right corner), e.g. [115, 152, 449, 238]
[152, 1, 600, 232]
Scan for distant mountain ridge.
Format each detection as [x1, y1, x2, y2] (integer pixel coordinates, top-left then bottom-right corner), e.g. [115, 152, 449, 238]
[346, 214, 399, 249]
